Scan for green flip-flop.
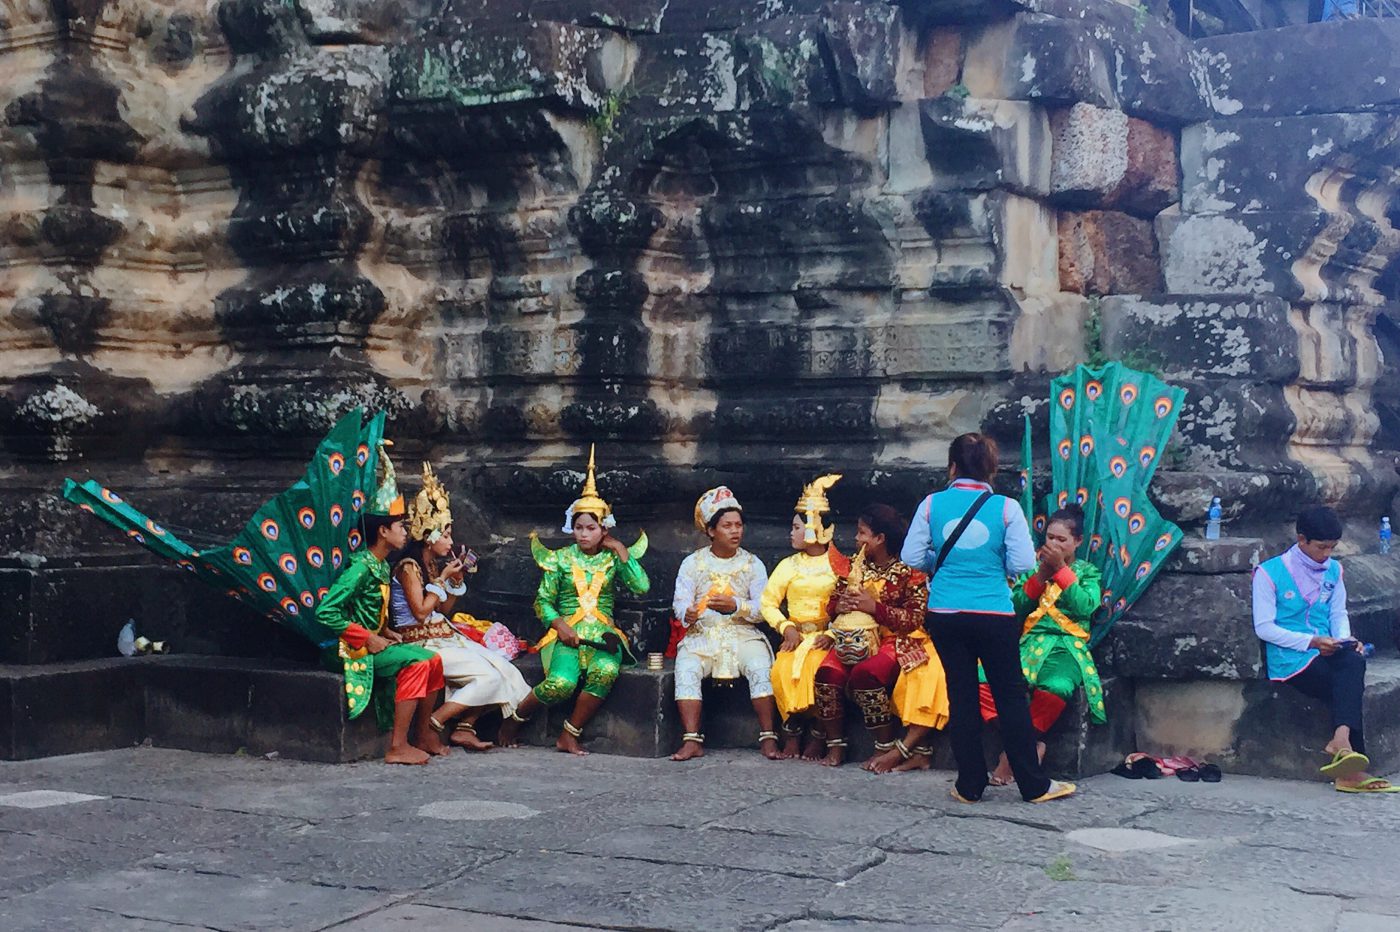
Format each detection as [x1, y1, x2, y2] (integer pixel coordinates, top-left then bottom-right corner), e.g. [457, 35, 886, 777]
[1336, 777, 1400, 794]
[1320, 749, 1370, 779]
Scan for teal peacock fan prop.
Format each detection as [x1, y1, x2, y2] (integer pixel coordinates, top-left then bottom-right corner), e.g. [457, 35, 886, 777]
[62, 408, 386, 645]
[1025, 363, 1186, 646]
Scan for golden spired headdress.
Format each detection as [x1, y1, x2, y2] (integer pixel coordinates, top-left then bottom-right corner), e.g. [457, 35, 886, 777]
[562, 444, 616, 533]
[407, 463, 452, 542]
[796, 473, 841, 545]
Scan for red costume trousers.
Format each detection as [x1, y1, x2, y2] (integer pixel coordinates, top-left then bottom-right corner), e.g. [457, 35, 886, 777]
[978, 682, 1067, 734]
[815, 641, 899, 727]
[395, 655, 445, 702]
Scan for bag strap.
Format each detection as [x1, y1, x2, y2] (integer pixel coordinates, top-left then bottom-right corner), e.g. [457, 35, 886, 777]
[932, 490, 994, 576]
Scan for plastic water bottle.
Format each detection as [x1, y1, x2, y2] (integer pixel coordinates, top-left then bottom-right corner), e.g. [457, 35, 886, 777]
[1381, 517, 1392, 555]
[1363, 642, 1377, 658]
[1205, 497, 1222, 541]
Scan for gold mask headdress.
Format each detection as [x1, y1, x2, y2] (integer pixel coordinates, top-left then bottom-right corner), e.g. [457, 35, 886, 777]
[562, 444, 616, 533]
[407, 463, 452, 543]
[796, 473, 841, 545]
[694, 486, 741, 532]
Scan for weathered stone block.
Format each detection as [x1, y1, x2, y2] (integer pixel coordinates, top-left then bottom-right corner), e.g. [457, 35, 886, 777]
[920, 97, 1051, 196]
[1047, 103, 1180, 220]
[1135, 658, 1400, 779]
[1102, 571, 1259, 680]
[1180, 114, 1387, 217]
[1164, 537, 1265, 576]
[1197, 18, 1400, 118]
[0, 659, 146, 760]
[962, 7, 1207, 125]
[1057, 210, 1161, 295]
[821, 1, 903, 112]
[1099, 296, 1297, 383]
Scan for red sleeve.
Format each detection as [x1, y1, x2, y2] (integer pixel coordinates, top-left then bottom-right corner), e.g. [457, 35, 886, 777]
[1023, 575, 1046, 599]
[341, 623, 371, 649]
[1051, 566, 1079, 590]
[876, 568, 928, 636]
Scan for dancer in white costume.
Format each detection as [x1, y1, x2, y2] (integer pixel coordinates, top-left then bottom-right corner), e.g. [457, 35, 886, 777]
[390, 464, 531, 750]
[669, 486, 786, 761]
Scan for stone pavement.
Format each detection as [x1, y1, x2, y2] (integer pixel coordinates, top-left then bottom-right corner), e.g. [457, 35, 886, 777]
[1, 747, 1397, 931]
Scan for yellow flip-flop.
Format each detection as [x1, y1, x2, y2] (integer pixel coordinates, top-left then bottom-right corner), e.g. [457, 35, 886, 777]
[1029, 780, 1077, 803]
[1320, 750, 1370, 779]
[1336, 778, 1400, 794]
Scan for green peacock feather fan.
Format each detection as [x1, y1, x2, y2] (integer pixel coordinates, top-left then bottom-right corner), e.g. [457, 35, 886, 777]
[62, 408, 386, 646]
[1024, 362, 1186, 646]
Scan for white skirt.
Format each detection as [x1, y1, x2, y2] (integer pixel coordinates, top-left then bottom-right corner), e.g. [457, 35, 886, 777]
[417, 634, 532, 714]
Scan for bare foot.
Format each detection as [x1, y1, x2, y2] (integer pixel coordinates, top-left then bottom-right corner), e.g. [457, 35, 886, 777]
[556, 731, 589, 756]
[385, 745, 431, 766]
[1336, 770, 1379, 789]
[760, 736, 789, 760]
[497, 719, 524, 749]
[864, 748, 904, 774]
[670, 740, 705, 762]
[893, 753, 931, 772]
[781, 734, 802, 759]
[989, 752, 1014, 786]
[450, 728, 494, 752]
[414, 730, 452, 757]
[820, 746, 845, 768]
[800, 732, 826, 761]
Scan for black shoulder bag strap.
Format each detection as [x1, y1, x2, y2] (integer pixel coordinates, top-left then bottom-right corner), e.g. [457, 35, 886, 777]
[931, 490, 995, 577]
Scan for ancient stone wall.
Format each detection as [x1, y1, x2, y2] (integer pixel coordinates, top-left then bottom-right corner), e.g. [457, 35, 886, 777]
[3, 0, 1399, 663]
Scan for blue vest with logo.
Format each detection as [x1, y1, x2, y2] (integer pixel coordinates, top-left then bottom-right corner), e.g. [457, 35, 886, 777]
[1259, 554, 1341, 680]
[925, 485, 1013, 615]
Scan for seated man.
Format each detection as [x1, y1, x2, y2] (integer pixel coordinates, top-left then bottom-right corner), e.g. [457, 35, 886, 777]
[318, 451, 448, 766]
[1252, 505, 1395, 792]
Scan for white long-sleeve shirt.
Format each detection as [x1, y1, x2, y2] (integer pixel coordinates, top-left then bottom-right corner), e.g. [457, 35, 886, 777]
[1251, 545, 1350, 652]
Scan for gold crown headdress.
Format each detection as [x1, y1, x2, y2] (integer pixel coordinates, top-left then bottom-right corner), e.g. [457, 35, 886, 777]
[796, 473, 841, 545]
[407, 463, 452, 542]
[694, 486, 741, 532]
[563, 444, 616, 533]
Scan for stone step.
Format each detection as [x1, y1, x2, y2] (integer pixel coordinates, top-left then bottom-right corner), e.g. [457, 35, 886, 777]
[1133, 657, 1400, 781]
[0, 652, 1131, 778]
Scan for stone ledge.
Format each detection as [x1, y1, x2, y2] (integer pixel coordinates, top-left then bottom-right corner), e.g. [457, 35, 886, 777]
[1133, 658, 1400, 781]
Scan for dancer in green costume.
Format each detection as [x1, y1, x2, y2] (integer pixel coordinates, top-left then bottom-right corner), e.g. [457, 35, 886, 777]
[63, 409, 450, 765]
[983, 504, 1104, 785]
[497, 446, 650, 756]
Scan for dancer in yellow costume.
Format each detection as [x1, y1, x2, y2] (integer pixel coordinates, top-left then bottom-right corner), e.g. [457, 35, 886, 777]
[497, 446, 649, 757]
[763, 474, 849, 760]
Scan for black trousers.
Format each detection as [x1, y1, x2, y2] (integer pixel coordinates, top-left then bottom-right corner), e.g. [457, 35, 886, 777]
[926, 611, 1052, 801]
[1286, 649, 1367, 755]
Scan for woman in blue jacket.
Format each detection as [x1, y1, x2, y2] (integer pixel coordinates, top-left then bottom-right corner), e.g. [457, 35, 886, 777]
[902, 433, 1075, 804]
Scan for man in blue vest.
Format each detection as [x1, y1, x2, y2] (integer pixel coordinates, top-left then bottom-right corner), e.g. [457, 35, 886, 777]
[1252, 506, 1396, 792]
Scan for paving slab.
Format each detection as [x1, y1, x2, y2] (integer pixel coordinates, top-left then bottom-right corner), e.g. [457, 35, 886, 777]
[3, 868, 384, 932]
[335, 904, 600, 930]
[557, 823, 885, 881]
[811, 852, 1051, 929]
[432, 849, 825, 932]
[997, 880, 1341, 931]
[0, 746, 1398, 931]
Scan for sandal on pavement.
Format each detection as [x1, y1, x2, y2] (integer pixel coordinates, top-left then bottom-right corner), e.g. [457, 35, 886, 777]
[950, 787, 980, 804]
[1335, 777, 1400, 794]
[1198, 762, 1222, 783]
[1029, 780, 1076, 803]
[1320, 750, 1370, 779]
